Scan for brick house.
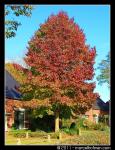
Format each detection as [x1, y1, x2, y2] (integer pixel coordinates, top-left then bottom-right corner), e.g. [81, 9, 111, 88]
[5, 70, 27, 131]
[5, 70, 110, 130]
[84, 98, 110, 124]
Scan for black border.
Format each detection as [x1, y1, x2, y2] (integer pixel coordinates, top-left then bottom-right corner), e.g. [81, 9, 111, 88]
[1, 1, 112, 150]
[0, 0, 112, 5]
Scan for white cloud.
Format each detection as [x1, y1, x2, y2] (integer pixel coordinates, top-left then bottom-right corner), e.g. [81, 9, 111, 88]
[5, 57, 27, 68]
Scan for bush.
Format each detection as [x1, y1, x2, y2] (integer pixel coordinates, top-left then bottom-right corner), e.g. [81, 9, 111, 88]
[67, 128, 81, 135]
[76, 117, 85, 129]
[11, 123, 17, 130]
[82, 119, 108, 131]
[70, 122, 76, 129]
[61, 126, 80, 136]
[93, 123, 108, 131]
[61, 127, 69, 133]
[99, 115, 109, 125]
[93, 123, 101, 130]
[68, 129, 76, 135]
[83, 119, 94, 130]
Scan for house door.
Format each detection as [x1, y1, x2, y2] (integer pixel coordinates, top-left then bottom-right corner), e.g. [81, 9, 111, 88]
[14, 109, 25, 129]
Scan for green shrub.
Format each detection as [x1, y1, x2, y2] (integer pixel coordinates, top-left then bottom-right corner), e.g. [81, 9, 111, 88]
[61, 127, 69, 133]
[67, 128, 81, 135]
[61, 126, 80, 135]
[68, 129, 76, 135]
[82, 120, 108, 131]
[70, 122, 76, 129]
[11, 123, 17, 130]
[99, 115, 109, 125]
[83, 119, 94, 130]
[76, 117, 85, 129]
[99, 123, 108, 131]
[93, 123, 101, 130]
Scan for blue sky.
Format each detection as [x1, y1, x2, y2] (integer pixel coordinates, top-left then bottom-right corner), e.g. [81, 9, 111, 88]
[5, 5, 110, 102]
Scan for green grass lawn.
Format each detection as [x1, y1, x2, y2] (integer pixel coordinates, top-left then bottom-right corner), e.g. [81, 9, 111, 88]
[5, 129, 110, 145]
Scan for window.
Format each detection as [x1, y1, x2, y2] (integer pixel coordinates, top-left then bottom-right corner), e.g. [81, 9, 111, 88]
[14, 109, 25, 129]
[93, 114, 98, 123]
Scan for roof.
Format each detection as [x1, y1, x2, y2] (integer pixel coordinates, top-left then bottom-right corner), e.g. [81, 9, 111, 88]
[5, 70, 21, 100]
[92, 98, 109, 112]
[5, 70, 110, 112]
[104, 101, 110, 111]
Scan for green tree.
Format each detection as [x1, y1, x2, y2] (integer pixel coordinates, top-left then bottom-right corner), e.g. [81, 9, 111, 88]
[5, 5, 33, 38]
[97, 52, 110, 87]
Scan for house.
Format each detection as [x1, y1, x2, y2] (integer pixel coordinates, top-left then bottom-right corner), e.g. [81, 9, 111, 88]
[5, 70, 110, 131]
[5, 70, 27, 131]
[84, 98, 110, 124]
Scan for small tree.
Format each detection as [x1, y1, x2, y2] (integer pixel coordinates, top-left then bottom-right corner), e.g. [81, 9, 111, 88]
[13, 11, 98, 132]
[97, 52, 110, 87]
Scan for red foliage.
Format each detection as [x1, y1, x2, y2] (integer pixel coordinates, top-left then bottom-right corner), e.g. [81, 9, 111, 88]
[13, 11, 98, 112]
[13, 63, 24, 71]
[5, 98, 51, 114]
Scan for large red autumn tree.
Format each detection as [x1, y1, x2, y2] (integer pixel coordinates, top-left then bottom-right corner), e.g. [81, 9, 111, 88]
[13, 11, 98, 132]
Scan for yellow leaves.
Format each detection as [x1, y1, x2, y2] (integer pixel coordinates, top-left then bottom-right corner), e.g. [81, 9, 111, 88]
[5, 63, 27, 84]
[20, 85, 33, 93]
[46, 109, 54, 115]
[26, 85, 33, 91]
[24, 98, 51, 108]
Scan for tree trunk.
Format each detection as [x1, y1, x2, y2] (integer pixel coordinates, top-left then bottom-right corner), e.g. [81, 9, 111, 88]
[55, 111, 59, 132]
